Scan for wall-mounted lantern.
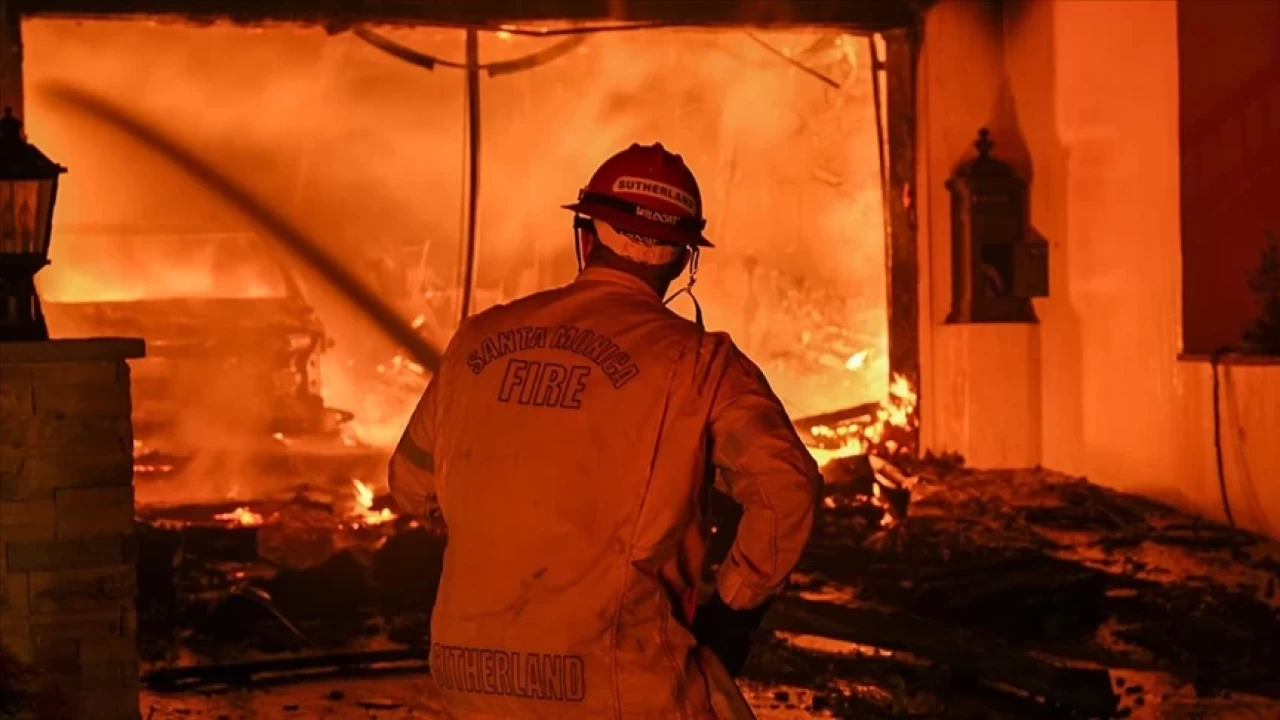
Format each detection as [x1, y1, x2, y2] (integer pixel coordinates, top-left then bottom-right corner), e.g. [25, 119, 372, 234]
[945, 128, 1048, 323]
[0, 107, 66, 342]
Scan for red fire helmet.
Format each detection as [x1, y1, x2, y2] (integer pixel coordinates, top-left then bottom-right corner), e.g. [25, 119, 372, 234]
[563, 143, 712, 248]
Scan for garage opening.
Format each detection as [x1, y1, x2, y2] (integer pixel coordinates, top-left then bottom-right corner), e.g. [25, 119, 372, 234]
[26, 17, 910, 511]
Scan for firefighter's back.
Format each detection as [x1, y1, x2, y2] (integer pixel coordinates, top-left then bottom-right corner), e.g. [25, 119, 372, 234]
[427, 267, 720, 719]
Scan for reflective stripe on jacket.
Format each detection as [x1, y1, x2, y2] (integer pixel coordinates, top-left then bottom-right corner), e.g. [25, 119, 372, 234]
[390, 266, 822, 719]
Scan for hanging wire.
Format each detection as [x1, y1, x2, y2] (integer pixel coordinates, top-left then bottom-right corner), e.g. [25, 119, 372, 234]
[1218, 353, 1273, 537]
[745, 32, 841, 89]
[352, 27, 586, 76]
[410, 20, 674, 37]
[1210, 346, 1238, 529]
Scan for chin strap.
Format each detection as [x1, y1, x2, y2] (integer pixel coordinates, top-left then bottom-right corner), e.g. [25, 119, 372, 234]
[663, 248, 703, 328]
[573, 216, 588, 273]
[577, 219, 704, 328]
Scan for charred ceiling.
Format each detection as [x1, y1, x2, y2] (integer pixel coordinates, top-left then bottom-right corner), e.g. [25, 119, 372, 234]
[15, 0, 928, 31]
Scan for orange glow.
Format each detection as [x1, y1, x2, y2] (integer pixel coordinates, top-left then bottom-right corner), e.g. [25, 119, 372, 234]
[25, 19, 889, 504]
[214, 506, 265, 526]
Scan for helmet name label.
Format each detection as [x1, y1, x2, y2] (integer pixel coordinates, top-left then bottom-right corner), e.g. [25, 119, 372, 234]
[612, 176, 698, 215]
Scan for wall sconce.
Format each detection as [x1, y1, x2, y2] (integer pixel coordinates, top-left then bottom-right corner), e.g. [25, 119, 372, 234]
[945, 128, 1048, 323]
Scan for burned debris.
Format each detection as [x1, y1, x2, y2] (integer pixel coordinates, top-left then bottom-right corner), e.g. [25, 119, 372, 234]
[118, 458, 1280, 718]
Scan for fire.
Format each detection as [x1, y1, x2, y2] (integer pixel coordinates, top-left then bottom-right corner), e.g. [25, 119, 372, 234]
[214, 506, 265, 526]
[349, 478, 395, 527]
[807, 373, 918, 468]
[353, 477, 375, 507]
[29, 20, 891, 507]
[844, 350, 869, 371]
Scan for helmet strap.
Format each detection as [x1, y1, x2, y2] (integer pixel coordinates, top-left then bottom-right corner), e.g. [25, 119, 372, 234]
[663, 247, 704, 328]
[572, 215, 591, 272]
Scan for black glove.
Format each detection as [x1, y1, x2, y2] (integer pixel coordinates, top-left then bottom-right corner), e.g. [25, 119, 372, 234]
[690, 593, 773, 677]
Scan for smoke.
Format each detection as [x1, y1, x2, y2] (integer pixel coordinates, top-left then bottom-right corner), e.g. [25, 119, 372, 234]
[24, 19, 888, 462]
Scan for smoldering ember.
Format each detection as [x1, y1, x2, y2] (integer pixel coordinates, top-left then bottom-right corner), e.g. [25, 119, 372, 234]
[1, 1, 1278, 719]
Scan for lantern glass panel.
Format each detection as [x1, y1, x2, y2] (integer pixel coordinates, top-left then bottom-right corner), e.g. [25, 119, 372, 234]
[0, 178, 56, 256]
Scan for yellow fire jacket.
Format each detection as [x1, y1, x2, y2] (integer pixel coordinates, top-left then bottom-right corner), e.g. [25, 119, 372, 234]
[390, 266, 822, 719]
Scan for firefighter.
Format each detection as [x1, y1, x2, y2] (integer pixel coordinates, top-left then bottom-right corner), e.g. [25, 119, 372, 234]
[390, 143, 822, 719]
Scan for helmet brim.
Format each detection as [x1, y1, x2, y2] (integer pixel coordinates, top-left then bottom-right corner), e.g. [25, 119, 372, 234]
[563, 202, 714, 248]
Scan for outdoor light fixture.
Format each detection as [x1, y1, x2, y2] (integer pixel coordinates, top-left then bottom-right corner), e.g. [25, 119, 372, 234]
[945, 128, 1048, 323]
[0, 107, 66, 342]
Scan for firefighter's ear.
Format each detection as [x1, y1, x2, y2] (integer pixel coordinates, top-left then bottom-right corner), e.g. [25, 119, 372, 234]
[674, 247, 693, 276]
[573, 217, 596, 270]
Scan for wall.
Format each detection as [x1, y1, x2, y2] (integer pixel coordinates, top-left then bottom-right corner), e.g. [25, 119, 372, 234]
[919, 0, 1280, 538]
[916, 0, 1045, 469]
[1178, 0, 1280, 353]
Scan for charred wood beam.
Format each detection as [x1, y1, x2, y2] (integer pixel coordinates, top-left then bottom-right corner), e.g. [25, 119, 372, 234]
[459, 27, 479, 323]
[793, 401, 880, 432]
[142, 647, 430, 691]
[763, 595, 1119, 717]
[16, 0, 924, 31]
[883, 27, 921, 451]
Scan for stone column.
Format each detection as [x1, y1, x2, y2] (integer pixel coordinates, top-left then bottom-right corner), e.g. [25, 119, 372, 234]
[1, 338, 145, 720]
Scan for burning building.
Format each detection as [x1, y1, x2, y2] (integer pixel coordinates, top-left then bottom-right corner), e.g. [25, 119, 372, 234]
[23, 12, 910, 503]
[0, 0, 1278, 718]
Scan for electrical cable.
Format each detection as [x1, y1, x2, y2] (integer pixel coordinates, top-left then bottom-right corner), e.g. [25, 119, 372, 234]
[416, 21, 675, 38]
[745, 33, 842, 89]
[1210, 346, 1237, 529]
[352, 27, 586, 76]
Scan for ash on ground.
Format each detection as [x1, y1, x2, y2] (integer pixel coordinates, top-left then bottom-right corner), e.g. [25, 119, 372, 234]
[135, 460, 1280, 719]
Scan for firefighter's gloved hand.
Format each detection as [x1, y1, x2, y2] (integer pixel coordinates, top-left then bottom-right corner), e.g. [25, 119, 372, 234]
[691, 593, 773, 677]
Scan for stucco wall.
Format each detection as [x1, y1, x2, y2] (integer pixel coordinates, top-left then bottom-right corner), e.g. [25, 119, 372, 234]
[919, 0, 1280, 538]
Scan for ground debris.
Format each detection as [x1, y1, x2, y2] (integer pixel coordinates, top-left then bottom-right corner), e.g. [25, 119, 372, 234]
[135, 463, 1280, 718]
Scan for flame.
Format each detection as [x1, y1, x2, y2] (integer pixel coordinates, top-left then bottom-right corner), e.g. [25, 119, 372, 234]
[214, 506, 265, 526]
[844, 350, 869, 371]
[349, 478, 395, 527]
[29, 21, 890, 507]
[353, 477, 375, 508]
[134, 463, 176, 474]
[807, 372, 918, 468]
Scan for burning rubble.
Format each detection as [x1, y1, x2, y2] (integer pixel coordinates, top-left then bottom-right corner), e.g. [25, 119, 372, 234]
[798, 372, 922, 533]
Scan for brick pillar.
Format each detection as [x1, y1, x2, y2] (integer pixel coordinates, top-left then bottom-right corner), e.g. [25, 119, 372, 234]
[1, 338, 145, 720]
